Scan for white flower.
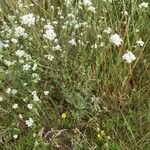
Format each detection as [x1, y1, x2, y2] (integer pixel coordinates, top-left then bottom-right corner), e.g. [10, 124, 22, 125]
[44, 23, 54, 30]
[18, 0, 23, 8]
[74, 24, 80, 29]
[103, 27, 112, 34]
[31, 91, 40, 102]
[11, 38, 18, 44]
[135, 29, 140, 33]
[45, 54, 54, 61]
[19, 114, 23, 119]
[83, 0, 92, 6]
[53, 45, 62, 51]
[139, 2, 148, 8]
[0, 96, 3, 101]
[23, 63, 31, 71]
[24, 53, 32, 60]
[44, 91, 49, 95]
[65, 0, 71, 6]
[19, 59, 24, 63]
[33, 133, 37, 138]
[4, 60, 15, 66]
[12, 103, 18, 109]
[4, 44, 9, 48]
[136, 40, 144, 47]
[6, 88, 12, 94]
[124, 11, 128, 16]
[27, 104, 33, 109]
[110, 34, 123, 46]
[100, 42, 105, 47]
[52, 21, 58, 25]
[33, 94, 40, 102]
[14, 26, 27, 37]
[54, 38, 59, 43]
[32, 63, 37, 71]
[122, 51, 136, 63]
[25, 118, 34, 127]
[32, 73, 39, 78]
[43, 24, 56, 41]
[0, 40, 4, 49]
[91, 43, 97, 49]
[12, 89, 18, 94]
[69, 39, 76, 46]
[97, 34, 102, 39]
[32, 73, 41, 82]
[4, 40, 9, 44]
[88, 6, 96, 13]
[15, 50, 25, 58]
[20, 14, 36, 27]
[13, 134, 18, 139]
[31, 91, 37, 96]
[43, 29, 56, 41]
[23, 83, 28, 86]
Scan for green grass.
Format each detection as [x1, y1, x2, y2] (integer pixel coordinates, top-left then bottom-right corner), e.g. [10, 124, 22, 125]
[0, 0, 150, 149]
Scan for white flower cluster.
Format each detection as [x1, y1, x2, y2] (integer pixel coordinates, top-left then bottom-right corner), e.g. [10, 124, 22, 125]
[82, 0, 96, 13]
[4, 60, 16, 66]
[14, 26, 27, 38]
[20, 14, 36, 27]
[27, 103, 33, 110]
[12, 103, 18, 109]
[122, 51, 136, 64]
[14, 25, 22, 34]
[15, 50, 25, 58]
[14, 26, 28, 37]
[44, 54, 54, 61]
[83, 0, 92, 6]
[110, 34, 123, 46]
[0, 96, 3, 102]
[11, 38, 18, 44]
[32, 91, 40, 102]
[139, 2, 148, 8]
[14, 49, 38, 72]
[6, 88, 18, 95]
[0, 40, 4, 49]
[52, 45, 62, 51]
[103, 27, 112, 34]
[136, 40, 144, 47]
[23, 63, 31, 71]
[32, 73, 41, 83]
[69, 39, 77, 46]
[44, 91, 49, 95]
[32, 63, 38, 71]
[43, 23, 56, 41]
[62, 14, 77, 28]
[13, 134, 18, 139]
[65, 0, 71, 6]
[25, 118, 34, 127]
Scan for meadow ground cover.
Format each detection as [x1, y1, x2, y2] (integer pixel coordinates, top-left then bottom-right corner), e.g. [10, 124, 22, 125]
[0, 0, 149, 149]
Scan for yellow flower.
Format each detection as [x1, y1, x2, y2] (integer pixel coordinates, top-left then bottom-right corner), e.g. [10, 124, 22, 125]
[61, 112, 67, 119]
[97, 131, 105, 140]
[97, 133, 102, 140]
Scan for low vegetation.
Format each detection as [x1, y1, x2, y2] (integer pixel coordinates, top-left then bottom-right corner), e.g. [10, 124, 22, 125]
[0, 0, 149, 149]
